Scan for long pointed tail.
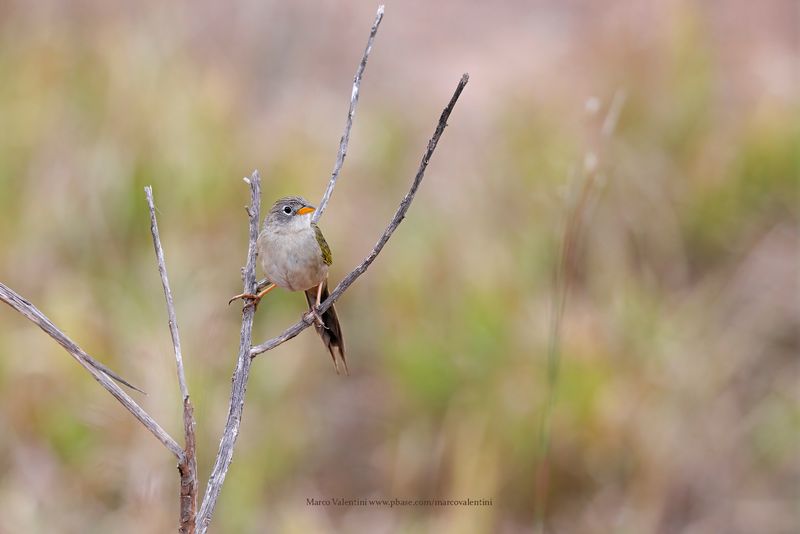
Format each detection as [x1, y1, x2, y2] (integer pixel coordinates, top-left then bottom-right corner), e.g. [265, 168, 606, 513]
[305, 282, 348, 375]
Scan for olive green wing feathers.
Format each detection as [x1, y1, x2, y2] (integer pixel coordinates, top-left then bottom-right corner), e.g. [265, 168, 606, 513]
[312, 223, 333, 266]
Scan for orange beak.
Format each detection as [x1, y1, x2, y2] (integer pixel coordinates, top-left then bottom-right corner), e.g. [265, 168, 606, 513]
[296, 206, 315, 216]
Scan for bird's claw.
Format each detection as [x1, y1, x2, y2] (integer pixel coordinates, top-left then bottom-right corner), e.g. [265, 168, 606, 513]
[304, 307, 325, 328]
[228, 293, 262, 311]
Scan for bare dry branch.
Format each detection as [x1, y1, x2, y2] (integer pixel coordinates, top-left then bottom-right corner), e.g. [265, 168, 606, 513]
[0, 282, 184, 459]
[179, 398, 198, 534]
[1, 7, 468, 532]
[145, 186, 191, 402]
[312, 4, 385, 223]
[144, 186, 198, 534]
[251, 73, 470, 358]
[195, 11, 389, 529]
[196, 71, 469, 533]
[196, 170, 261, 534]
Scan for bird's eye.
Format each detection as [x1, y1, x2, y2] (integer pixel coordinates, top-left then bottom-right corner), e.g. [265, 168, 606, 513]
[283, 206, 292, 215]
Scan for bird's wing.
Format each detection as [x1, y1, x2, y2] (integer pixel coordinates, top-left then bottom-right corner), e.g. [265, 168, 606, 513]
[312, 223, 333, 266]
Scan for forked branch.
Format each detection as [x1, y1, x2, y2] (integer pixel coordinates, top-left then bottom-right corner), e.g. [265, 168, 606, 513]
[0, 7, 469, 534]
[198, 72, 468, 533]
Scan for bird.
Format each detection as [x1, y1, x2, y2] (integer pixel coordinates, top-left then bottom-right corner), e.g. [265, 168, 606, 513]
[229, 196, 347, 375]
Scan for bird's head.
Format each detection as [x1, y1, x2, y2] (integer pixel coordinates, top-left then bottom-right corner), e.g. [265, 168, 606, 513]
[265, 196, 316, 231]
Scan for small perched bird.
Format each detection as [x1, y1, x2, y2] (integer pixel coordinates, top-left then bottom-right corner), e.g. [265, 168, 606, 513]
[230, 196, 347, 374]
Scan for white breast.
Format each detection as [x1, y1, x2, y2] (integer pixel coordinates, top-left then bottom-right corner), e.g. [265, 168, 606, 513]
[258, 224, 327, 291]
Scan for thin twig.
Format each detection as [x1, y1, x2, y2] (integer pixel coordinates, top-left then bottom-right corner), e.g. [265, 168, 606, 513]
[196, 170, 261, 534]
[0, 282, 184, 459]
[144, 186, 198, 534]
[145, 186, 190, 402]
[312, 4, 385, 224]
[252, 73, 470, 358]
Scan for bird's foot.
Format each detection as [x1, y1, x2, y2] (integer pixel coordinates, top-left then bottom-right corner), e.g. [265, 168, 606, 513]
[303, 306, 326, 329]
[228, 292, 262, 311]
[228, 282, 276, 311]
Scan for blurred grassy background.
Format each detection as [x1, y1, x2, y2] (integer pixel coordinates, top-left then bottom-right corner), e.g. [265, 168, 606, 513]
[0, 1, 797, 532]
